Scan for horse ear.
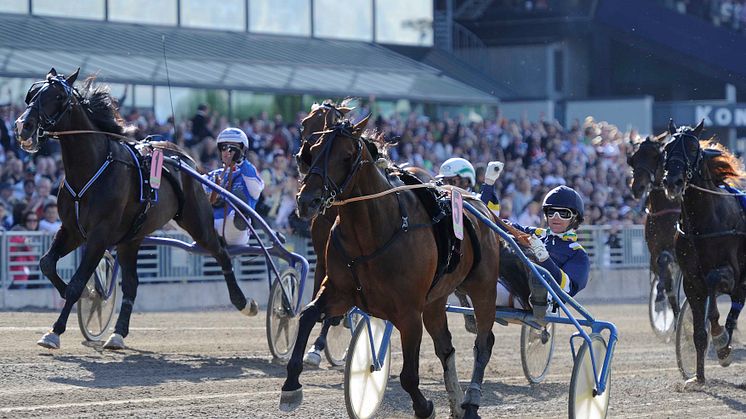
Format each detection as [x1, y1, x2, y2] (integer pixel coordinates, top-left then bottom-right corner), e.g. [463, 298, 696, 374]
[66, 68, 80, 85]
[352, 114, 371, 138]
[668, 119, 677, 135]
[47, 68, 58, 79]
[692, 119, 705, 136]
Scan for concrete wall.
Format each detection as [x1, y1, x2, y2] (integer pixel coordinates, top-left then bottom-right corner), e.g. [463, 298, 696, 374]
[1, 267, 648, 312]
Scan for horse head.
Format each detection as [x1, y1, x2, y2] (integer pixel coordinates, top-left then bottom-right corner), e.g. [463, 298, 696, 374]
[662, 119, 704, 201]
[296, 101, 354, 177]
[628, 132, 667, 200]
[15, 67, 80, 154]
[296, 114, 371, 220]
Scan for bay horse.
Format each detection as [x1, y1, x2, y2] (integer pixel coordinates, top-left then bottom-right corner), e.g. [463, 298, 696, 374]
[15, 68, 258, 350]
[296, 101, 451, 364]
[628, 133, 682, 319]
[662, 119, 746, 386]
[283, 116, 501, 418]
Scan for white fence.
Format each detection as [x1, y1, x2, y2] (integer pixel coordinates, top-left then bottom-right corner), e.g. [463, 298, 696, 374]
[0, 225, 647, 309]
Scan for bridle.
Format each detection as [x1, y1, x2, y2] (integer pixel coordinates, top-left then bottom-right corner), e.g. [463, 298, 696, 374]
[301, 121, 366, 211]
[24, 76, 80, 139]
[664, 130, 702, 186]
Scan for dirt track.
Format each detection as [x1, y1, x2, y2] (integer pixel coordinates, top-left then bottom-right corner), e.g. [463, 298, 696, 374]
[0, 303, 744, 418]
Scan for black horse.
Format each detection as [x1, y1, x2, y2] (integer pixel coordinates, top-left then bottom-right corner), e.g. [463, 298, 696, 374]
[15, 68, 258, 350]
[662, 119, 746, 386]
[628, 133, 682, 324]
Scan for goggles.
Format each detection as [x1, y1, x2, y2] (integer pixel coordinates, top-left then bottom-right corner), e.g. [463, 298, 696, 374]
[219, 144, 241, 153]
[544, 207, 575, 220]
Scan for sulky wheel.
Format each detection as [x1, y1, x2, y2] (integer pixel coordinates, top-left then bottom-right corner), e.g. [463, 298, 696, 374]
[325, 312, 360, 367]
[266, 268, 300, 362]
[77, 251, 118, 341]
[521, 322, 555, 384]
[568, 333, 611, 419]
[344, 317, 391, 419]
[648, 276, 676, 342]
[675, 299, 711, 380]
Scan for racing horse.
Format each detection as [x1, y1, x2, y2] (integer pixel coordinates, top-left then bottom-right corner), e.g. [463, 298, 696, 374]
[282, 116, 501, 418]
[296, 101, 442, 364]
[628, 133, 682, 319]
[15, 69, 258, 350]
[662, 119, 746, 386]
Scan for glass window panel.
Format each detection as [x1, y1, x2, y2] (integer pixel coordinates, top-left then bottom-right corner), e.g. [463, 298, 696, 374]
[181, 0, 245, 31]
[313, 0, 372, 41]
[231, 91, 275, 120]
[32, 0, 104, 20]
[250, 0, 310, 36]
[109, 0, 177, 26]
[134, 85, 153, 108]
[375, 0, 433, 46]
[0, 0, 28, 14]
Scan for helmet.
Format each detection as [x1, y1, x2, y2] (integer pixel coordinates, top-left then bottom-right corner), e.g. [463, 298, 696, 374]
[542, 186, 584, 224]
[437, 157, 476, 187]
[216, 127, 249, 149]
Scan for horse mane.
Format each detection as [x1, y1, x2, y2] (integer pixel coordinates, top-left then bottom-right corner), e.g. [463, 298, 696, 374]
[700, 138, 746, 185]
[310, 97, 356, 112]
[79, 76, 127, 135]
[360, 130, 392, 165]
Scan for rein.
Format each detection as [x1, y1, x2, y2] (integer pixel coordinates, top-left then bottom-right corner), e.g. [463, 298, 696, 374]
[687, 183, 746, 196]
[331, 183, 437, 206]
[43, 129, 132, 142]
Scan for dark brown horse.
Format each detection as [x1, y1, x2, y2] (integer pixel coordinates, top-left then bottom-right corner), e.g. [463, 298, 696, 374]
[628, 133, 682, 321]
[15, 69, 257, 350]
[662, 119, 746, 386]
[296, 101, 440, 364]
[282, 116, 500, 418]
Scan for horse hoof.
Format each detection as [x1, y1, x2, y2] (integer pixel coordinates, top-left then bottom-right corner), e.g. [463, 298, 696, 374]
[279, 388, 303, 412]
[241, 299, 259, 317]
[37, 331, 60, 350]
[462, 403, 480, 419]
[414, 400, 435, 418]
[682, 377, 705, 391]
[103, 333, 125, 350]
[303, 349, 322, 368]
[718, 346, 733, 367]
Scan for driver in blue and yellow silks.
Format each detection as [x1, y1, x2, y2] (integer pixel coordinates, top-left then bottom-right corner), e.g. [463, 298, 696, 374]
[481, 184, 591, 320]
[205, 128, 264, 245]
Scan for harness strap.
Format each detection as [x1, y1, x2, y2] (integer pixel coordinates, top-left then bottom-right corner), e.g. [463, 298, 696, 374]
[676, 222, 746, 240]
[648, 208, 681, 217]
[63, 151, 114, 239]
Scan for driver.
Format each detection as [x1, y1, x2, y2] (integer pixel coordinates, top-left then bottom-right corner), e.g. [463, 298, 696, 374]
[205, 128, 264, 245]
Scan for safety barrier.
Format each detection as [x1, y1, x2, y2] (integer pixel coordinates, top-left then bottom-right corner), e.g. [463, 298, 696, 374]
[0, 225, 645, 308]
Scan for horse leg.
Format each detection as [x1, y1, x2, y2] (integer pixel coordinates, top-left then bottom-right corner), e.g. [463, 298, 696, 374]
[657, 251, 678, 316]
[215, 238, 257, 316]
[455, 289, 477, 334]
[705, 267, 735, 365]
[37, 238, 108, 349]
[280, 283, 330, 411]
[103, 240, 142, 350]
[303, 247, 330, 367]
[423, 297, 463, 418]
[687, 295, 709, 386]
[39, 226, 83, 298]
[395, 313, 433, 418]
[461, 281, 497, 419]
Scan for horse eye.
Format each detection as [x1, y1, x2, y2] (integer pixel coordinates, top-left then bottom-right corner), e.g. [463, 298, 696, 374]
[56, 94, 62, 100]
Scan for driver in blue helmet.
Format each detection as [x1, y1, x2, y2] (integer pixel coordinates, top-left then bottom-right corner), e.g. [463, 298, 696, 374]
[205, 128, 264, 245]
[481, 185, 590, 320]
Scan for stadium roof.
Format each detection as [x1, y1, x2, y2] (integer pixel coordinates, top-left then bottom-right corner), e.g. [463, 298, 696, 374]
[0, 13, 498, 105]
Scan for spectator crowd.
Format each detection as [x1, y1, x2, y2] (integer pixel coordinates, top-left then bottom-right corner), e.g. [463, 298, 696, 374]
[1, 100, 645, 241]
